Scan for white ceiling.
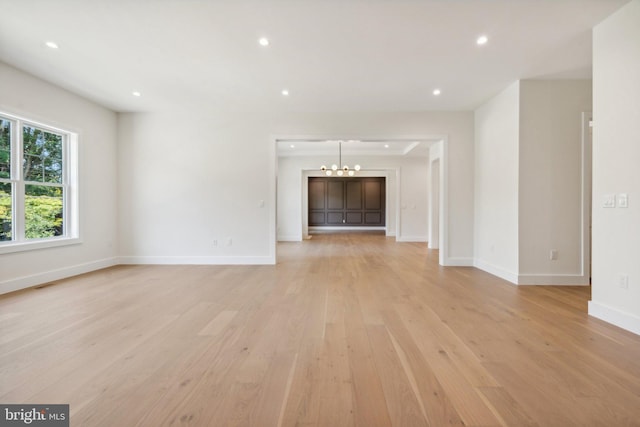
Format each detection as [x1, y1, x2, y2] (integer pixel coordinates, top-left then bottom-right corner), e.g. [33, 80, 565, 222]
[0, 0, 629, 115]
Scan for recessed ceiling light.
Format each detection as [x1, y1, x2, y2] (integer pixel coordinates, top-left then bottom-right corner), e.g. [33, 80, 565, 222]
[45, 41, 59, 49]
[290, 144, 295, 148]
[384, 144, 389, 148]
[258, 37, 269, 46]
[477, 35, 488, 45]
[132, 91, 141, 97]
[433, 89, 441, 96]
[281, 89, 289, 96]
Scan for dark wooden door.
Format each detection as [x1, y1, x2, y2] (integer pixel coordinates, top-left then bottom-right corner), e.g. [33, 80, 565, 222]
[308, 177, 385, 226]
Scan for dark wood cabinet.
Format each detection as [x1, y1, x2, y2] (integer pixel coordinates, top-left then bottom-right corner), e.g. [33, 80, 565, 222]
[308, 177, 385, 227]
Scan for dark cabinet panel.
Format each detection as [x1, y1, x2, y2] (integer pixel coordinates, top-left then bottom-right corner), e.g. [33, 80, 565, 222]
[346, 212, 363, 224]
[327, 181, 345, 210]
[309, 180, 326, 210]
[327, 212, 344, 224]
[309, 212, 325, 224]
[365, 181, 382, 210]
[346, 181, 363, 209]
[308, 177, 385, 227]
[365, 212, 381, 224]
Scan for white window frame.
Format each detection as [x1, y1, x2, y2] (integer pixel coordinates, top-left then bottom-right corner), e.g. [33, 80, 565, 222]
[0, 111, 79, 254]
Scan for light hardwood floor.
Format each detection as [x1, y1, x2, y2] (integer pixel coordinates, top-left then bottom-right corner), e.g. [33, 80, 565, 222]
[2, 234, 640, 426]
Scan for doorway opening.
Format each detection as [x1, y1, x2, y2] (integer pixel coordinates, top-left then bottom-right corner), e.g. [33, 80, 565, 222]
[272, 136, 449, 265]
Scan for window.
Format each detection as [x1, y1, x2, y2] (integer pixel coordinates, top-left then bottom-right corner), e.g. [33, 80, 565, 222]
[0, 112, 78, 253]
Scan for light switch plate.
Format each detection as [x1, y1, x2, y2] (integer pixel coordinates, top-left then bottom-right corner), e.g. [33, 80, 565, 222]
[603, 194, 616, 208]
[618, 193, 628, 208]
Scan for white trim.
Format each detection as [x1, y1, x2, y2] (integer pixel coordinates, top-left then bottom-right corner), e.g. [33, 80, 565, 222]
[588, 301, 640, 336]
[581, 112, 592, 281]
[0, 236, 81, 255]
[117, 256, 276, 265]
[395, 167, 401, 239]
[474, 258, 519, 284]
[0, 110, 80, 250]
[428, 153, 440, 250]
[269, 135, 278, 266]
[430, 139, 449, 266]
[310, 226, 386, 231]
[301, 170, 309, 239]
[517, 274, 590, 286]
[396, 235, 427, 242]
[442, 257, 474, 267]
[278, 234, 302, 242]
[0, 257, 117, 295]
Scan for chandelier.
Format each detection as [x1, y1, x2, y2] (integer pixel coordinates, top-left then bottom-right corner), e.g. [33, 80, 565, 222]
[320, 140, 361, 176]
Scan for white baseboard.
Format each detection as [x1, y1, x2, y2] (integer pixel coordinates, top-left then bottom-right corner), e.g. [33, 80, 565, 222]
[588, 301, 640, 336]
[443, 257, 474, 267]
[309, 226, 385, 230]
[517, 274, 590, 286]
[0, 257, 118, 295]
[396, 235, 428, 242]
[474, 259, 518, 284]
[116, 255, 276, 265]
[277, 235, 302, 242]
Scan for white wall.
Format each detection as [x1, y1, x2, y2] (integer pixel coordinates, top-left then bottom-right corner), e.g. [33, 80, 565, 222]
[589, 0, 640, 334]
[474, 82, 520, 282]
[0, 63, 118, 294]
[277, 154, 428, 242]
[474, 79, 592, 286]
[117, 111, 474, 265]
[399, 156, 430, 241]
[117, 112, 276, 264]
[518, 80, 592, 284]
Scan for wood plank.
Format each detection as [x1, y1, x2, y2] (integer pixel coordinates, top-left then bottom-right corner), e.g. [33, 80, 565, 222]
[343, 296, 393, 426]
[382, 309, 464, 426]
[394, 301, 503, 426]
[198, 310, 238, 336]
[367, 325, 429, 426]
[477, 387, 538, 427]
[1, 233, 640, 426]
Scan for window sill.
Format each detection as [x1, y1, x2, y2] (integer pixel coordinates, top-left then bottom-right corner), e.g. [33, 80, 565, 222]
[0, 237, 82, 255]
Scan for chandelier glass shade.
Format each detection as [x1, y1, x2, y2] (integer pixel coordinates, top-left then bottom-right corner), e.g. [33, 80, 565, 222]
[320, 141, 361, 176]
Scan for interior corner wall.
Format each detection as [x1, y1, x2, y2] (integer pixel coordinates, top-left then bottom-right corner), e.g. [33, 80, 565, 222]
[518, 80, 592, 285]
[0, 62, 118, 294]
[117, 111, 474, 264]
[589, 0, 640, 335]
[474, 81, 520, 282]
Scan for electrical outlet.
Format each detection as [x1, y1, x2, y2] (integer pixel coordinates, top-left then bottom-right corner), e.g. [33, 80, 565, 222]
[226, 238, 232, 247]
[550, 249, 558, 261]
[619, 274, 629, 290]
[213, 239, 217, 247]
[618, 193, 628, 208]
